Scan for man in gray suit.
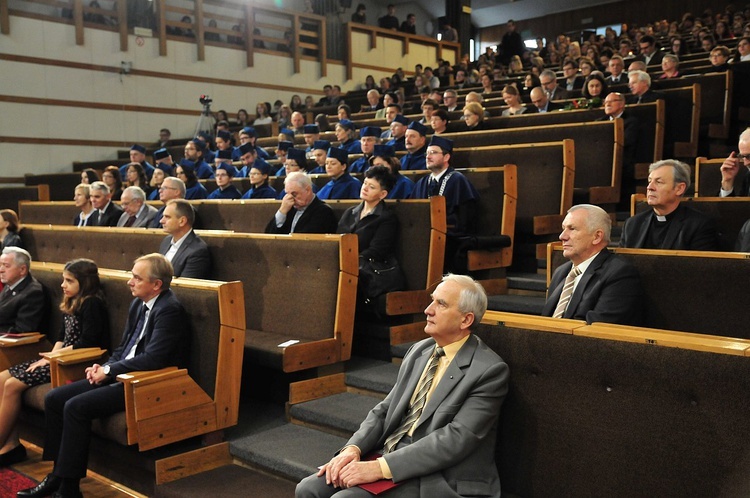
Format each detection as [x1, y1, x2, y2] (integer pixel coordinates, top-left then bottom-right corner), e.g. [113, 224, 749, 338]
[158, 199, 211, 279]
[116, 187, 158, 228]
[296, 274, 509, 498]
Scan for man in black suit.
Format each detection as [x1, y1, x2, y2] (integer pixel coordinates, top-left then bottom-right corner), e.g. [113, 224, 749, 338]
[625, 70, 663, 104]
[158, 199, 211, 279]
[297, 274, 509, 498]
[540, 69, 569, 101]
[605, 55, 627, 85]
[265, 172, 337, 234]
[562, 60, 585, 91]
[18, 254, 187, 498]
[636, 35, 665, 67]
[598, 92, 641, 207]
[620, 160, 720, 251]
[530, 87, 564, 113]
[719, 128, 750, 197]
[89, 181, 123, 227]
[0, 247, 45, 333]
[543, 205, 644, 325]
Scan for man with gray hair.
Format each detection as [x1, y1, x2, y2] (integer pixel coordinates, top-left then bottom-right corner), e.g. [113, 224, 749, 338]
[265, 172, 337, 234]
[626, 70, 663, 104]
[540, 69, 569, 101]
[620, 160, 719, 250]
[543, 204, 643, 325]
[719, 128, 750, 197]
[149, 176, 186, 229]
[89, 181, 123, 227]
[297, 273, 509, 498]
[116, 186, 158, 228]
[0, 247, 46, 333]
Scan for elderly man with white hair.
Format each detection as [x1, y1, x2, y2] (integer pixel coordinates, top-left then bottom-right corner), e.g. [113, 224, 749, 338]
[116, 186, 158, 228]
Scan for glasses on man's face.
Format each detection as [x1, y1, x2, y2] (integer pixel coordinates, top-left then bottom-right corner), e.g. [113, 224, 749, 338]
[159, 186, 178, 191]
[426, 150, 443, 156]
[737, 153, 750, 161]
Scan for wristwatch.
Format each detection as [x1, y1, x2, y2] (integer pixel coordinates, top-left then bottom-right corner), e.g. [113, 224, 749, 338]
[103, 364, 111, 376]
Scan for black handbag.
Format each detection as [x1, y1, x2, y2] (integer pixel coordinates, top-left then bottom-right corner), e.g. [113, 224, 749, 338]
[359, 256, 406, 301]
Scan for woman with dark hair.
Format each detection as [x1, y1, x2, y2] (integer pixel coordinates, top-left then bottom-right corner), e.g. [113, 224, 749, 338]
[480, 72, 494, 95]
[80, 168, 99, 185]
[315, 113, 331, 133]
[351, 3, 366, 24]
[216, 110, 229, 123]
[370, 145, 413, 199]
[361, 74, 377, 91]
[176, 161, 208, 200]
[0, 258, 108, 465]
[523, 73, 541, 92]
[276, 105, 293, 129]
[290, 95, 304, 112]
[582, 73, 609, 102]
[102, 165, 123, 201]
[125, 162, 152, 197]
[236, 108, 250, 126]
[430, 109, 449, 134]
[0, 210, 22, 250]
[337, 165, 403, 303]
[337, 104, 352, 121]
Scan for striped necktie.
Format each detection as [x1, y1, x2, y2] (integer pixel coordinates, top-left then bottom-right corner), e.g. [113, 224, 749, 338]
[552, 266, 582, 319]
[383, 345, 445, 454]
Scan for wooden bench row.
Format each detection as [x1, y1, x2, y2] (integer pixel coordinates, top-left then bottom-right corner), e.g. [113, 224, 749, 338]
[15, 262, 245, 495]
[472, 311, 750, 497]
[547, 244, 750, 339]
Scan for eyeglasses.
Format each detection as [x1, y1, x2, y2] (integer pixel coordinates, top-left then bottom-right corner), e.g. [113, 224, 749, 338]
[737, 153, 750, 160]
[159, 186, 178, 191]
[426, 150, 443, 156]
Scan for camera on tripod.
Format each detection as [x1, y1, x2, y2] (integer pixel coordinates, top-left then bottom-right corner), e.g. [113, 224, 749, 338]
[194, 95, 216, 140]
[199, 94, 213, 105]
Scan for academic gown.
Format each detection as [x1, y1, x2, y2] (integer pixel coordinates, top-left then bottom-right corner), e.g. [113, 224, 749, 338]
[241, 184, 278, 199]
[207, 184, 242, 200]
[401, 146, 427, 171]
[410, 167, 479, 235]
[317, 173, 362, 200]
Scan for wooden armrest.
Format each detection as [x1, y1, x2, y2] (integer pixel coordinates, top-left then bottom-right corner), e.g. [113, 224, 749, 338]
[482, 311, 585, 334]
[0, 333, 45, 347]
[50, 348, 107, 365]
[116, 367, 179, 385]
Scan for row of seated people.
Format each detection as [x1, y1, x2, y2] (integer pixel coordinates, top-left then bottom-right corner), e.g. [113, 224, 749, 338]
[0, 248, 189, 498]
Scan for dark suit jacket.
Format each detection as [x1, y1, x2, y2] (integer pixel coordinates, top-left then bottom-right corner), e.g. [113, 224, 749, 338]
[105, 290, 187, 377]
[605, 72, 628, 85]
[596, 112, 641, 170]
[737, 218, 750, 252]
[337, 201, 398, 261]
[0, 275, 46, 333]
[541, 101, 565, 112]
[619, 204, 720, 251]
[348, 335, 508, 495]
[564, 76, 585, 91]
[720, 170, 750, 197]
[159, 231, 211, 279]
[72, 212, 97, 227]
[542, 250, 644, 325]
[264, 196, 337, 234]
[626, 89, 664, 105]
[548, 87, 570, 101]
[95, 202, 123, 227]
[638, 50, 665, 66]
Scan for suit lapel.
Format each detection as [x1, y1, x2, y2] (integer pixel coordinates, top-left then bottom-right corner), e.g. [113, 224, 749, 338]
[171, 232, 194, 267]
[384, 344, 434, 436]
[414, 336, 476, 432]
[565, 251, 609, 318]
[661, 206, 684, 249]
[633, 213, 650, 248]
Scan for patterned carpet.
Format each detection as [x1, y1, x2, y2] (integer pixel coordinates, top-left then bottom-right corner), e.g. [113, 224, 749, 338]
[0, 467, 37, 498]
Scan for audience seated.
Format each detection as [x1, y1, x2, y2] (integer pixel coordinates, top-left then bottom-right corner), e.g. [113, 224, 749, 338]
[350, 127, 381, 173]
[265, 172, 337, 234]
[90, 181, 123, 227]
[719, 128, 750, 197]
[102, 166, 123, 202]
[148, 177, 185, 229]
[0, 210, 22, 251]
[620, 160, 720, 251]
[385, 115, 408, 151]
[241, 162, 277, 199]
[317, 148, 361, 200]
[182, 140, 215, 180]
[115, 186, 158, 228]
[17, 254, 187, 498]
[72, 184, 97, 227]
[626, 70, 664, 104]
[337, 166, 403, 303]
[543, 204, 644, 325]
[208, 164, 242, 200]
[335, 120, 362, 154]
[0, 247, 45, 333]
[371, 145, 413, 199]
[176, 160, 208, 200]
[401, 121, 428, 170]
[158, 199, 211, 279]
[119, 145, 154, 182]
[0, 258, 108, 467]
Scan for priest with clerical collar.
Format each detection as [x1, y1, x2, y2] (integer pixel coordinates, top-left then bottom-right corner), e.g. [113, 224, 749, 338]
[619, 160, 720, 251]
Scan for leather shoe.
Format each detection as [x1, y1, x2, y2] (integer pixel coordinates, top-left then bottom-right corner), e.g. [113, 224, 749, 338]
[17, 474, 60, 498]
[0, 444, 27, 466]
